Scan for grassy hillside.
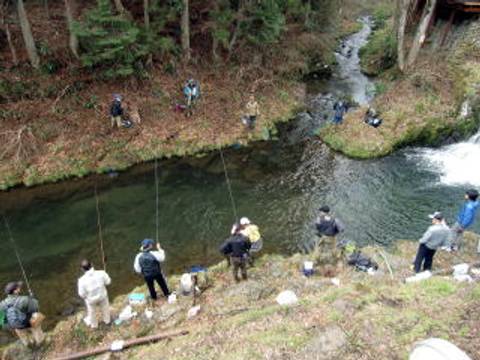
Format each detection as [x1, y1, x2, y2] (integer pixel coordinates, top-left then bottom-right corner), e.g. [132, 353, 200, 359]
[4, 233, 479, 360]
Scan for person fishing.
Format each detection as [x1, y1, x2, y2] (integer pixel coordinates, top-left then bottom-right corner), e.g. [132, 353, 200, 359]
[110, 94, 124, 128]
[134, 239, 170, 302]
[0, 281, 45, 347]
[313, 205, 345, 270]
[238, 217, 262, 266]
[219, 229, 251, 282]
[77, 260, 111, 329]
[413, 212, 452, 273]
[243, 95, 260, 129]
[451, 189, 479, 251]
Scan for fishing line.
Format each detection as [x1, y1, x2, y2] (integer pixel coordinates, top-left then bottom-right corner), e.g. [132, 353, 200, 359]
[3, 215, 34, 296]
[94, 185, 106, 270]
[219, 147, 238, 224]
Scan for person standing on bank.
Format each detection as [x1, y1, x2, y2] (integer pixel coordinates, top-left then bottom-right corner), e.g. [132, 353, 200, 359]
[110, 94, 124, 128]
[313, 205, 345, 269]
[219, 231, 251, 282]
[0, 281, 45, 347]
[413, 212, 452, 273]
[134, 239, 170, 301]
[451, 189, 479, 251]
[244, 94, 260, 129]
[77, 260, 111, 329]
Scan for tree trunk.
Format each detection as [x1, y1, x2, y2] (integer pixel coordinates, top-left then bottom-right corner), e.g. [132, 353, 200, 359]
[5, 22, 19, 65]
[181, 0, 190, 62]
[397, 0, 409, 72]
[304, 0, 311, 27]
[1, 3, 19, 66]
[228, 0, 245, 56]
[44, 0, 50, 19]
[406, 0, 438, 69]
[113, 0, 126, 13]
[112, 0, 132, 18]
[17, 0, 40, 69]
[64, 0, 79, 59]
[144, 0, 149, 28]
[211, 0, 219, 62]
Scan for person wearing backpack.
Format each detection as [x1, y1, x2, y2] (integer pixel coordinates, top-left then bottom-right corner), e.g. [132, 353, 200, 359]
[313, 205, 345, 270]
[0, 281, 45, 347]
[134, 239, 170, 302]
[77, 260, 111, 329]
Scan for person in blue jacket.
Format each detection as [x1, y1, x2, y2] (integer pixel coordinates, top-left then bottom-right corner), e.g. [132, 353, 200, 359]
[333, 101, 348, 124]
[451, 189, 479, 251]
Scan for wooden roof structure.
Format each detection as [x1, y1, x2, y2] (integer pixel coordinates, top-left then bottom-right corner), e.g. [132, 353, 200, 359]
[445, 0, 480, 12]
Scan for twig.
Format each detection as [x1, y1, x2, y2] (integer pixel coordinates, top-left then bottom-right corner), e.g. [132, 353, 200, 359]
[51, 85, 71, 113]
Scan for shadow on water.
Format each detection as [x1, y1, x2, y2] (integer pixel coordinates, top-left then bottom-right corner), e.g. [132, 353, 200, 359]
[0, 17, 478, 333]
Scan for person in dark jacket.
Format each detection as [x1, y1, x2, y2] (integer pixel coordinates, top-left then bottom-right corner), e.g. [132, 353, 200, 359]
[451, 189, 479, 251]
[413, 212, 452, 273]
[313, 205, 345, 268]
[0, 281, 45, 347]
[220, 233, 251, 282]
[333, 101, 348, 124]
[110, 94, 124, 128]
[134, 239, 170, 301]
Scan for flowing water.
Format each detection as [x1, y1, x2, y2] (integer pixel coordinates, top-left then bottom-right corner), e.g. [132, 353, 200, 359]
[0, 18, 479, 330]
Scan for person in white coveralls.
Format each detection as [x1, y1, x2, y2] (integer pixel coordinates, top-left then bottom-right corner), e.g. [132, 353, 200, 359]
[77, 259, 111, 329]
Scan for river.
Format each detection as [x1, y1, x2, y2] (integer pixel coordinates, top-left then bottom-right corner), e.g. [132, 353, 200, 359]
[0, 17, 479, 329]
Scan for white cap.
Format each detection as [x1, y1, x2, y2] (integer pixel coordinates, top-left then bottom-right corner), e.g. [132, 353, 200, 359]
[240, 217, 251, 225]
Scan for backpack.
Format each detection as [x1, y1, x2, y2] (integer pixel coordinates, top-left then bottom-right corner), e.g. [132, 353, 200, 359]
[139, 252, 161, 277]
[5, 300, 28, 329]
[0, 309, 9, 330]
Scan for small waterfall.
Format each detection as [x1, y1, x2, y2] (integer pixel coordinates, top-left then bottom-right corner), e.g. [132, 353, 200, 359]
[414, 129, 480, 186]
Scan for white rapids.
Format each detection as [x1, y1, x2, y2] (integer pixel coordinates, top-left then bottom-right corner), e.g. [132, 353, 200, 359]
[413, 131, 480, 187]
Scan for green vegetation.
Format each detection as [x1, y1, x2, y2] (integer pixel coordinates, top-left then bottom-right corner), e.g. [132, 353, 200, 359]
[359, 4, 396, 76]
[74, 0, 146, 79]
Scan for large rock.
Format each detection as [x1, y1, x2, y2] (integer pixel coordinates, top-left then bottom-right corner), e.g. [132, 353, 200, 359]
[298, 325, 347, 360]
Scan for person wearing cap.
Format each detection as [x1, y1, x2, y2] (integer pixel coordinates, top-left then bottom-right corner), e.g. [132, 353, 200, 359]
[413, 212, 452, 273]
[0, 281, 45, 347]
[313, 206, 345, 269]
[134, 239, 170, 301]
[451, 189, 479, 251]
[77, 260, 111, 329]
[239, 217, 262, 265]
[110, 94, 124, 128]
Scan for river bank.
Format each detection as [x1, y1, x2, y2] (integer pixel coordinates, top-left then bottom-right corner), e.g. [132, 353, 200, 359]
[4, 235, 479, 360]
[321, 9, 480, 159]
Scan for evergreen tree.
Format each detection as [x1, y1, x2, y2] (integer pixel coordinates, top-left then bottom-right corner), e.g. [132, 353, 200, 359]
[73, 0, 146, 78]
[144, 0, 178, 58]
[243, 0, 286, 46]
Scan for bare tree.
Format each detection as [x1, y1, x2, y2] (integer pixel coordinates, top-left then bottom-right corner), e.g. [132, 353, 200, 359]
[144, 0, 149, 28]
[1, 1, 18, 65]
[181, 0, 190, 62]
[396, 0, 410, 72]
[406, 0, 438, 68]
[64, 0, 79, 59]
[17, 0, 40, 69]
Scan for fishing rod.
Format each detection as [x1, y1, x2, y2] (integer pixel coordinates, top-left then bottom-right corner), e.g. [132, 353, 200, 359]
[3, 215, 34, 297]
[155, 158, 159, 243]
[94, 185, 107, 270]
